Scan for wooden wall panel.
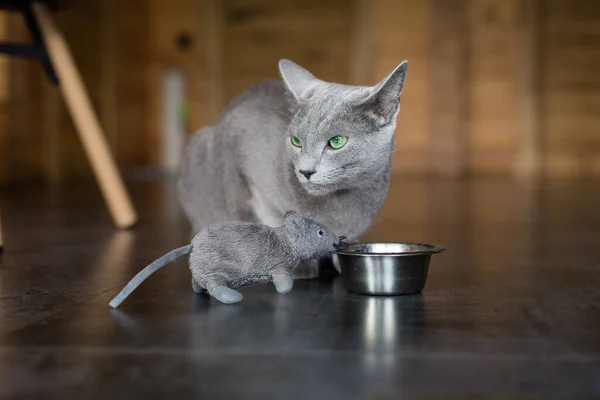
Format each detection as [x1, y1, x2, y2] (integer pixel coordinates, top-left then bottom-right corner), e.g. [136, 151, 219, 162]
[513, 0, 542, 179]
[0, 11, 9, 183]
[542, 0, 600, 176]
[428, 0, 469, 177]
[0, 0, 204, 184]
[5, 11, 46, 183]
[349, 0, 375, 86]
[371, 0, 430, 174]
[202, 0, 224, 125]
[1, 0, 109, 183]
[114, 0, 151, 166]
[147, 0, 204, 164]
[1, 0, 600, 184]
[219, 0, 355, 106]
[49, 0, 103, 180]
[468, 0, 521, 175]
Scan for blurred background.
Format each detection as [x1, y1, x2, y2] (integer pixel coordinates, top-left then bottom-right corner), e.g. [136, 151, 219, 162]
[0, 0, 598, 186]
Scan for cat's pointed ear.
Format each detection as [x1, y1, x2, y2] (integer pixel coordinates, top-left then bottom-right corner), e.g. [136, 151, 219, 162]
[360, 60, 408, 126]
[279, 59, 320, 100]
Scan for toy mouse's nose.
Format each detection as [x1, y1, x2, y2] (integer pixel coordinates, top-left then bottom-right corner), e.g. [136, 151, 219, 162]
[299, 170, 316, 179]
[334, 236, 347, 249]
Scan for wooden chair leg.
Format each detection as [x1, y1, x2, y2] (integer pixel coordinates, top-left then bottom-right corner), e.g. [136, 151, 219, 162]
[31, 2, 138, 229]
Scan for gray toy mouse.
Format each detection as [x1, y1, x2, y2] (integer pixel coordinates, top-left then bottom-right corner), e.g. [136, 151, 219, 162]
[109, 211, 344, 307]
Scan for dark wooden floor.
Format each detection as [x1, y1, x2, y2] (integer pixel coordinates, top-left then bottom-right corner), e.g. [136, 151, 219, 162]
[0, 176, 599, 398]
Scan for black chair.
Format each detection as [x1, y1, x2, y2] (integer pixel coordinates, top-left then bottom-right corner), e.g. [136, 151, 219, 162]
[0, 0, 138, 256]
[0, 0, 60, 83]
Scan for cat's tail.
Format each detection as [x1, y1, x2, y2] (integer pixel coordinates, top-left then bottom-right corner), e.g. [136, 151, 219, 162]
[109, 244, 193, 308]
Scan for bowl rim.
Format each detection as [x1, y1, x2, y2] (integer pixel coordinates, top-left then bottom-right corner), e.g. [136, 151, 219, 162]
[334, 241, 445, 257]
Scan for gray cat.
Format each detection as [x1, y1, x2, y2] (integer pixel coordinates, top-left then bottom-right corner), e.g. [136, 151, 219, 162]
[109, 211, 343, 306]
[178, 59, 407, 275]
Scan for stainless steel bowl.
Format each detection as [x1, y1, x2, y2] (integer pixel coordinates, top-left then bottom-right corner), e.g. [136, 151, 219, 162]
[333, 242, 445, 296]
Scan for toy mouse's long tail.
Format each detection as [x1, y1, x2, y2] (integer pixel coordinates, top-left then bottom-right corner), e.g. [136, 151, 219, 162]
[109, 244, 193, 308]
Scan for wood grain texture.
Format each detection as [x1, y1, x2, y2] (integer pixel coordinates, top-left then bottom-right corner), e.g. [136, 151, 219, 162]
[428, 0, 469, 177]
[219, 0, 355, 104]
[5, 10, 45, 183]
[1, 0, 600, 184]
[349, 0, 375, 86]
[202, 0, 224, 125]
[113, 0, 150, 167]
[0, 11, 8, 184]
[147, 0, 204, 152]
[49, 0, 102, 179]
[542, 0, 600, 176]
[514, 0, 543, 179]
[371, 0, 430, 174]
[468, 0, 520, 176]
[33, 2, 137, 228]
[2, 178, 600, 397]
[0, 0, 205, 183]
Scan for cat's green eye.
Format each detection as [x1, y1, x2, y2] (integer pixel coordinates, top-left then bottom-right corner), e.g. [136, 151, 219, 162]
[328, 136, 347, 149]
[291, 135, 303, 148]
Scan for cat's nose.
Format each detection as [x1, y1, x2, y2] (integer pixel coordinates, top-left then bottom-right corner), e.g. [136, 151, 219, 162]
[299, 170, 316, 180]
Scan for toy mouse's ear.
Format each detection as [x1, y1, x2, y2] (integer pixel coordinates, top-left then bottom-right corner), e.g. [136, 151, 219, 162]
[284, 210, 299, 219]
[283, 210, 303, 230]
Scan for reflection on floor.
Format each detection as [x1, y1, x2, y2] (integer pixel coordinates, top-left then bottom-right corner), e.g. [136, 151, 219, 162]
[0, 177, 599, 398]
